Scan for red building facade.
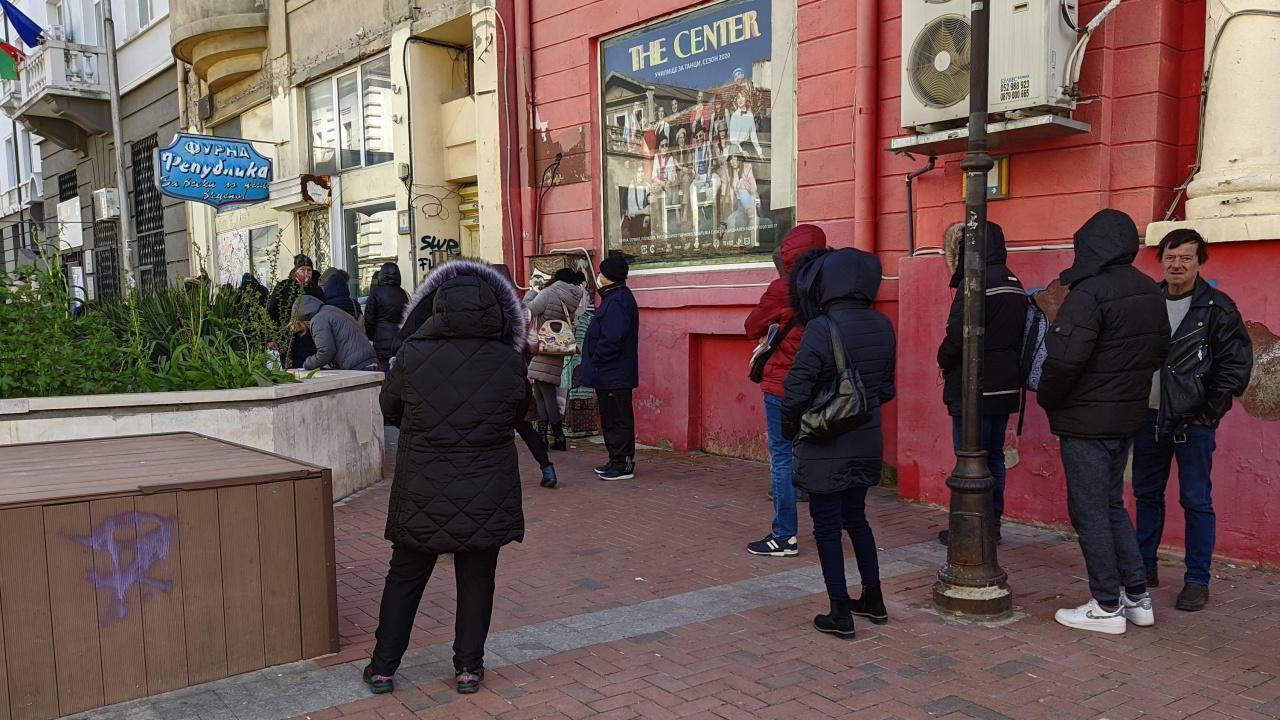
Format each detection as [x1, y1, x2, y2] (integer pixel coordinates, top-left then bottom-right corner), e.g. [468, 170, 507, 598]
[497, 0, 1280, 567]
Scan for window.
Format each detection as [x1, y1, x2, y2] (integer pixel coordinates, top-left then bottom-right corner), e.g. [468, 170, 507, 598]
[306, 56, 395, 175]
[131, 135, 166, 288]
[599, 0, 796, 267]
[49, 1, 69, 40]
[135, 0, 154, 32]
[94, 0, 103, 43]
[58, 170, 77, 202]
[4, 136, 16, 187]
[344, 201, 396, 298]
[249, 224, 278, 285]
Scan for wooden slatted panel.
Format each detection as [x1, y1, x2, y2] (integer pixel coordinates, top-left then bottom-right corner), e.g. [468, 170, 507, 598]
[89, 498, 148, 705]
[0, 434, 318, 509]
[0, 560, 10, 720]
[258, 482, 302, 665]
[295, 473, 339, 657]
[0, 507, 59, 720]
[218, 486, 266, 675]
[42, 503, 106, 715]
[134, 494, 189, 694]
[178, 489, 228, 684]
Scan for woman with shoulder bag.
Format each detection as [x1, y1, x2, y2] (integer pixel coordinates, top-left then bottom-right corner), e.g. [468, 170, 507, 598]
[524, 268, 587, 450]
[780, 247, 897, 638]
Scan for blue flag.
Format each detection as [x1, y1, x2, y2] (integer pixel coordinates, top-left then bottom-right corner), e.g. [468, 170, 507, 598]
[0, 0, 44, 48]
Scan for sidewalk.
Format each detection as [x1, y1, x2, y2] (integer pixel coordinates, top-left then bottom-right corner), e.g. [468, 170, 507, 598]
[76, 444, 1280, 720]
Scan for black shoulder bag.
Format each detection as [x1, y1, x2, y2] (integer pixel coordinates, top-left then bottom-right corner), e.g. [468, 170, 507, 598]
[797, 322, 872, 442]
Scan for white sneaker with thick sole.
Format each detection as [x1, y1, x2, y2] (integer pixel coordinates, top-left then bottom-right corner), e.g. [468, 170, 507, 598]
[1121, 592, 1155, 627]
[1054, 599, 1127, 635]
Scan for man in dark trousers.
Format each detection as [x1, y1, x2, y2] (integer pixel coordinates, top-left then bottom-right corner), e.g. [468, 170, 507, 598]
[1133, 229, 1253, 612]
[936, 221, 1025, 546]
[1038, 209, 1170, 635]
[578, 254, 640, 481]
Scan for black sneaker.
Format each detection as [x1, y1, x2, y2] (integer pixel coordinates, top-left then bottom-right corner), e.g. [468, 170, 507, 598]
[1176, 582, 1209, 612]
[455, 667, 484, 694]
[540, 465, 557, 488]
[599, 463, 634, 481]
[746, 534, 798, 557]
[595, 462, 614, 476]
[363, 665, 394, 694]
[1146, 569, 1160, 588]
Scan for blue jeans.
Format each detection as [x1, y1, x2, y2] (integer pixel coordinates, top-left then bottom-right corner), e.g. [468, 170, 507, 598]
[808, 487, 879, 600]
[1132, 419, 1217, 586]
[763, 394, 798, 539]
[952, 415, 1009, 527]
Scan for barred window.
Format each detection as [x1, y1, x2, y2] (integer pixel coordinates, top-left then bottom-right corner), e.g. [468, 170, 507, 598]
[131, 135, 166, 288]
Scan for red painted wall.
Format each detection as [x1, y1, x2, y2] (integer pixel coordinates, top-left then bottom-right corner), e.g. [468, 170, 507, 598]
[519, 0, 1280, 565]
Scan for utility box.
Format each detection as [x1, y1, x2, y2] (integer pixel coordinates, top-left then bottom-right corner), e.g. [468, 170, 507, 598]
[0, 433, 339, 720]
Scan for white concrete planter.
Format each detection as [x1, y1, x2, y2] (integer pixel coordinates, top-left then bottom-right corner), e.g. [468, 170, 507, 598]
[0, 370, 385, 500]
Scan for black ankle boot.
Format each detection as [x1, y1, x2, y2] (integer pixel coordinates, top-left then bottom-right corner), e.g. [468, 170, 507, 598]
[551, 423, 567, 451]
[813, 599, 856, 638]
[849, 585, 889, 625]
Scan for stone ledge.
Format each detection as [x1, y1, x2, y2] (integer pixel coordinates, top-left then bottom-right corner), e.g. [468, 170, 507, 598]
[1145, 215, 1280, 246]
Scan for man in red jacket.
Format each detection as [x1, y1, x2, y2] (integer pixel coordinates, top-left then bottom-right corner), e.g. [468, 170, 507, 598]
[744, 224, 828, 556]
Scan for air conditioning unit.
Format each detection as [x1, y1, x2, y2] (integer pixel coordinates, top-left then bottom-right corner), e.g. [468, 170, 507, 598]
[900, 0, 1078, 132]
[92, 188, 120, 220]
[57, 198, 83, 250]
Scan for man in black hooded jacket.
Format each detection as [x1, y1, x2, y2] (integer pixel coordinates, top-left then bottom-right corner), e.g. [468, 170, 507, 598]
[1038, 209, 1170, 635]
[936, 221, 1025, 546]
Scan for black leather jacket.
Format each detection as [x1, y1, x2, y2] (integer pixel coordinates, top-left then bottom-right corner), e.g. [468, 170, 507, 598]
[1157, 276, 1253, 434]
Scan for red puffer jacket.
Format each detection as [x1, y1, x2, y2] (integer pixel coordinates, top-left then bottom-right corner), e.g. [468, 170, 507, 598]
[744, 224, 828, 397]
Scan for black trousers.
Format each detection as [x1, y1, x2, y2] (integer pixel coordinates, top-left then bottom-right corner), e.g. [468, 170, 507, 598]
[596, 388, 636, 466]
[369, 545, 501, 676]
[515, 382, 552, 469]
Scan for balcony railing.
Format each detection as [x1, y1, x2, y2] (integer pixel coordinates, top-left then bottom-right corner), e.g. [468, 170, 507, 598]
[16, 39, 106, 105]
[1, 40, 110, 153]
[0, 175, 43, 218]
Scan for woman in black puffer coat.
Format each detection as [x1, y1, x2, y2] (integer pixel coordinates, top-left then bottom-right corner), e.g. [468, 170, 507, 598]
[781, 247, 896, 638]
[366, 259, 527, 697]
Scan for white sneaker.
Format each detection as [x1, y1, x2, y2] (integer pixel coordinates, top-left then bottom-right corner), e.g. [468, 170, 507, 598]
[1054, 599, 1127, 635]
[1121, 592, 1155, 627]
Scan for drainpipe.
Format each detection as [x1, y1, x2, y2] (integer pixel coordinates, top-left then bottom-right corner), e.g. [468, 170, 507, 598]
[852, 0, 878, 253]
[511, 0, 535, 285]
[905, 154, 936, 256]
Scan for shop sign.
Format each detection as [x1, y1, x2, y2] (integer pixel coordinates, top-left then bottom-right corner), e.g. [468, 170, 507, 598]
[155, 133, 273, 209]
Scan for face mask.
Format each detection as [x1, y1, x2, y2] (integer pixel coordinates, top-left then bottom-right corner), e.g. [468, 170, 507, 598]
[294, 267, 313, 283]
[596, 274, 607, 288]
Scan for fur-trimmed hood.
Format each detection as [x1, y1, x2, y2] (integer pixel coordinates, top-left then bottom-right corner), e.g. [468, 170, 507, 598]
[397, 258, 527, 351]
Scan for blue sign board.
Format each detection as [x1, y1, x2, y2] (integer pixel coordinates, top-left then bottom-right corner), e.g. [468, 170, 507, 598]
[154, 133, 273, 209]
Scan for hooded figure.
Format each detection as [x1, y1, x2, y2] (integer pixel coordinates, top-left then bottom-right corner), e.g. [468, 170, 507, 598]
[1037, 210, 1171, 438]
[237, 272, 268, 307]
[368, 258, 528, 696]
[780, 247, 896, 638]
[364, 262, 410, 367]
[1036, 209, 1170, 634]
[294, 295, 377, 371]
[322, 270, 361, 320]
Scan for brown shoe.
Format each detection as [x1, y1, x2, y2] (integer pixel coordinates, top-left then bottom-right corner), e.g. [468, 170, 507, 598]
[1175, 582, 1209, 612]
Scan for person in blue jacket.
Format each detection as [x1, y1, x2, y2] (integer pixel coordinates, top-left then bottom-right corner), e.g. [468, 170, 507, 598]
[577, 254, 640, 481]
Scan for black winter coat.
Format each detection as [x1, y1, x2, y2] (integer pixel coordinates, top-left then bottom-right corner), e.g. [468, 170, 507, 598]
[267, 277, 325, 325]
[1157, 276, 1253, 434]
[938, 222, 1026, 417]
[323, 274, 360, 320]
[1038, 210, 1171, 439]
[381, 259, 529, 554]
[366, 262, 410, 362]
[781, 248, 896, 494]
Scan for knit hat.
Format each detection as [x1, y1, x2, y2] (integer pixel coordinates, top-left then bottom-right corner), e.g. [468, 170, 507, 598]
[293, 254, 315, 270]
[599, 254, 629, 283]
[292, 295, 323, 321]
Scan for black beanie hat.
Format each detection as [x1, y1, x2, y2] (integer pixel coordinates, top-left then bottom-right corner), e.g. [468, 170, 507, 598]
[599, 254, 629, 283]
[293, 253, 314, 270]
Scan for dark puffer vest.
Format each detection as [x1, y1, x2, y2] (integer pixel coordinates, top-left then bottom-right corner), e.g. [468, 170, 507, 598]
[381, 259, 529, 553]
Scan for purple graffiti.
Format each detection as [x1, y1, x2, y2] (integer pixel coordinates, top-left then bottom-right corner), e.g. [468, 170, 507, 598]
[74, 511, 175, 625]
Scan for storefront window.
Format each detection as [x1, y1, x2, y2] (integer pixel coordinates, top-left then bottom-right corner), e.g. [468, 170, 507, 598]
[344, 201, 397, 298]
[600, 0, 796, 267]
[249, 224, 280, 286]
[307, 56, 396, 175]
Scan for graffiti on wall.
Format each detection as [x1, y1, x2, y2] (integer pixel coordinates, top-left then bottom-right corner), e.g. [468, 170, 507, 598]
[74, 512, 176, 625]
[417, 235, 460, 274]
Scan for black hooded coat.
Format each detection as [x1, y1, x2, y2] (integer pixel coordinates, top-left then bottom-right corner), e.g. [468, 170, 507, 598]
[380, 259, 529, 554]
[937, 222, 1027, 417]
[1037, 210, 1171, 439]
[365, 262, 410, 362]
[781, 248, 897, 493]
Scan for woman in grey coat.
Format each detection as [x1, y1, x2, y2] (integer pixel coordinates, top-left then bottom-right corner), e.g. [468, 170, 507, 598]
[524, 268, 587, 450]
[294, 295, 379, 371]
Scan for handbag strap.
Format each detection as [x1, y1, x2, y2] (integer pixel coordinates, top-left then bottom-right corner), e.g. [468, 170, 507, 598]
[775, 316, 800, 347]
[827, 319, 849, 375]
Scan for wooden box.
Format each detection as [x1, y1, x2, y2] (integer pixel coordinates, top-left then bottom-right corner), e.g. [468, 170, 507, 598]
[0, 433, 339, 720]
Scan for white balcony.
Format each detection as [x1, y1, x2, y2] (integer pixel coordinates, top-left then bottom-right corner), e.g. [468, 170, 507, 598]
[0, 175, 43, 218]
[3, 40, 110, 154]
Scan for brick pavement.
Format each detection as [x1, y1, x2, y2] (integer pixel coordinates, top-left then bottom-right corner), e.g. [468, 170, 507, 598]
[73, 442, 1280, 720]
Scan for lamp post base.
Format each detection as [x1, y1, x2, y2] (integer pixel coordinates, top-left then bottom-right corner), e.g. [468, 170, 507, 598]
[932, 580, 1014, 620]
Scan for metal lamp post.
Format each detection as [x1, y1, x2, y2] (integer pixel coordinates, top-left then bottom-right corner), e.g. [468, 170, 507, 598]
[932, 0, 1013, 619]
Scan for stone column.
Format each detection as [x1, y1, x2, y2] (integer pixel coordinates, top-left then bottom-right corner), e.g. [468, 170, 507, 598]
[1147, 0, 1280, 244]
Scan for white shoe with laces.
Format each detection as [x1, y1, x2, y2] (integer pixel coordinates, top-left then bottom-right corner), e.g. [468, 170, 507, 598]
[1121, 592, 1155, 627]
[1055, 598, 1127, 635]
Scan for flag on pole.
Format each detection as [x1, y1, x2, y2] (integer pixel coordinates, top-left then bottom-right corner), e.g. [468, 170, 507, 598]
[0, 41, 23, 80]
[0, 0, 44, 48]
